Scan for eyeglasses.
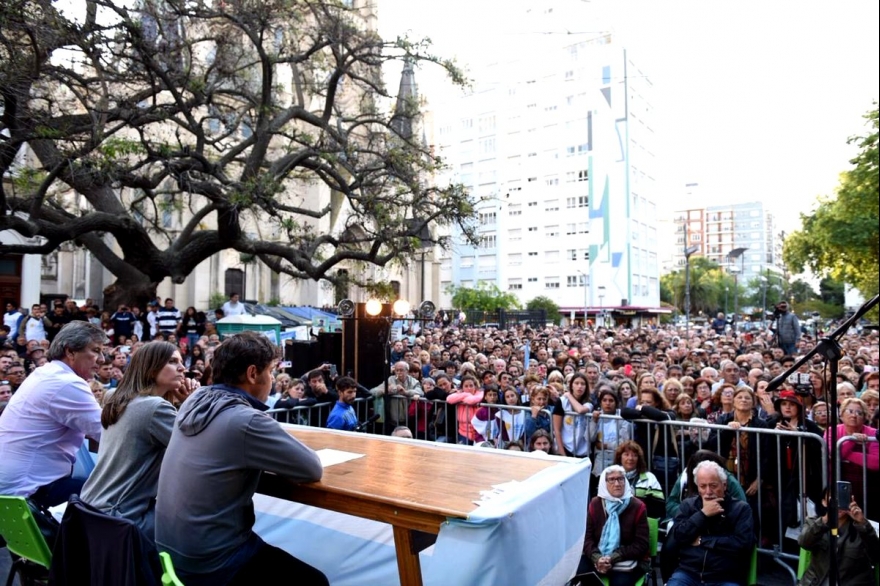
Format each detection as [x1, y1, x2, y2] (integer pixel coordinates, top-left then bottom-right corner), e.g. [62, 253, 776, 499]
[843, 409, 865, 417]
[606, 477, 626, 484]
[721, 391, 734, 397]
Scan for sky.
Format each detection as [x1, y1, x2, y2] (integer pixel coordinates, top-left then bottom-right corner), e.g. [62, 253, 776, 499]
[377, 0, 880, 233]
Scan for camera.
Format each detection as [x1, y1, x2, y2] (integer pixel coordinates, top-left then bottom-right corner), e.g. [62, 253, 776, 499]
[787, 372, 812, 395]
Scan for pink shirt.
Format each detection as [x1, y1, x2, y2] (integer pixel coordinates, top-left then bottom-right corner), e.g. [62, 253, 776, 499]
[825, 424, 879, 470]
[447, 388, 484, 441]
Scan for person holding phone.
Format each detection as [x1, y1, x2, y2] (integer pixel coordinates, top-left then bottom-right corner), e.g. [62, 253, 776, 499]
[797, 487, 879, 586]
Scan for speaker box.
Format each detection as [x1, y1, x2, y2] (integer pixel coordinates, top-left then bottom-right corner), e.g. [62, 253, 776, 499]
[341, 303, 391, 389]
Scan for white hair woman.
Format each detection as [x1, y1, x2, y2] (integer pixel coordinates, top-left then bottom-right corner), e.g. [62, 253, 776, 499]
[578, 465, 650, 585]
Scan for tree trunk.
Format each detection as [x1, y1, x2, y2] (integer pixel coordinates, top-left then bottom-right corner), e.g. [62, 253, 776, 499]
[102, 277, 159, 312]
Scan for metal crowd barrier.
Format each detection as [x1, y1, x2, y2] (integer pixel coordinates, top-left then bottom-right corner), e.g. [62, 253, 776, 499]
[836, 435, 879, 521]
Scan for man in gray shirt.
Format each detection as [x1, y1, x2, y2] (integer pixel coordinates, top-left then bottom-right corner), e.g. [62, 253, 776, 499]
[155, 331, 326, 586]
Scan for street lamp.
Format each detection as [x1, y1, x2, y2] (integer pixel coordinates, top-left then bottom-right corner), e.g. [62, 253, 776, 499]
[684, 244, 700, 339]
[577, 270, 588, 327]
[760, 275, 768, 328]
[727, 247, 748, 332]
[597, 285, 606, 327]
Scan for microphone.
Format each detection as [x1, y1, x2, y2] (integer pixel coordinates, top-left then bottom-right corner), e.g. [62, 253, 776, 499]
[355, 413, 381, 432]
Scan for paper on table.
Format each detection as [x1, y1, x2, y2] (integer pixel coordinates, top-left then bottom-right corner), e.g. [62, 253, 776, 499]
[316, 448, 365, 468]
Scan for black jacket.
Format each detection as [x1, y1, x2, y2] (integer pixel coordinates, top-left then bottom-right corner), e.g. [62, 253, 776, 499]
[665, 494, 755, 585]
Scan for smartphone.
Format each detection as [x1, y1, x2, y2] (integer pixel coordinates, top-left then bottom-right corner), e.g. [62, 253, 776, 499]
[329, 364, 338, 377]
[279, 360, 292, 369]
[184, 371, 199, 380]
[837, 480, 852, 506]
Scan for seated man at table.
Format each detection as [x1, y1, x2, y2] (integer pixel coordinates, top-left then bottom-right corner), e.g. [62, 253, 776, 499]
[326, 376, 359, 431]
[155, 331, 326, 586]
[664, 461, 755, 586]
[0, 321, 108, 506]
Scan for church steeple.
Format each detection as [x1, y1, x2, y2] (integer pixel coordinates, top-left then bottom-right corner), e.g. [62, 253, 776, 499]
[390, 59, 418, 140]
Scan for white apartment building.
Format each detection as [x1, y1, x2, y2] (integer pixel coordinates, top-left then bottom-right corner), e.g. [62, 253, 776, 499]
[434, 33, 661, 323]
[671, 199, 785, 280]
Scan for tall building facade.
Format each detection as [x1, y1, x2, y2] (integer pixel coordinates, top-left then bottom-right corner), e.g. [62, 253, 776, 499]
[435, 33, 661, 321]
[672, 199, 784, 279]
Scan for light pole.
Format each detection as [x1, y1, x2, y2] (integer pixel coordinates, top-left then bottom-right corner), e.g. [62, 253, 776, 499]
[727, 247, 748, 332]
[598, 285, 606, 327]
[760, 275, 768, 328]
[724, 286, 729, 316]
[684, 245, 700, 339]
[577, 270, 588, 327]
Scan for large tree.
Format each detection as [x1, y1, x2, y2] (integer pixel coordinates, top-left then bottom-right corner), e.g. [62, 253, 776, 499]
[660, 257, 738, 317]
[784, 105, 879, 301]
[0, 0, 476, 307]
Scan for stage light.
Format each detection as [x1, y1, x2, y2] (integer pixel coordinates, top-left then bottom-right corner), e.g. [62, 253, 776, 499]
[418, 300, 436, 319]
[392, 299, 411, 316]
[365, 299, 383, 316]
[337, 299, 355, 317]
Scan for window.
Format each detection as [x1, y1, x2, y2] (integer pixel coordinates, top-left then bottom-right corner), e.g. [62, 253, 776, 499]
[566, 275, 579, 287]
[577, 169, 589, 182]
[577, 143, 589, 156]
[508, 279, 523, 290]
[566, 197, 577, 209]
[508, 204, 522, 216]
[565, 171, 576, 183]
[546, 225, 559, 238]
[528, 226, 538, 232]
[479, 212, 497, 225]
[545, 277, 560, 289]
[545, 176, 559, 187]
[509, 229, 522, 241]
[578, 195, 588, 207]
[527, 177, 537, 183]
[508, 253, 522, 266]
[545, 199, 559, 212]
[479, 137, 496, 155]
[527, 251, 538, 257]
[567, 249, 577, 261]
[581, 248, 589, 260]
[578, 222, 588, 234]
[478, 234, 496, 249]
[690, 233, 700, 241]
[527, 201, 538, 207]
[566, 223, 577, 235]
[527, 277, 538, 282]
[566, 146, 576, 157]
[461, 118, 473, 129]
[460, 256, 474, 268]
[478, 115, 496, 133]
[545, 250, 560, 263]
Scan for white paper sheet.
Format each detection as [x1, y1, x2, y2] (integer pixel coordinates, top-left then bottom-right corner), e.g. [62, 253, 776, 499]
[316, 448, 365, 468]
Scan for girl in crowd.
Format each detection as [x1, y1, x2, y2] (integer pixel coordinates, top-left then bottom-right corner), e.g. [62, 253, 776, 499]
[621, 387, 678, 494]
[177, 306, 205, 351]
[496, 388, 526, 446]
[672, 393, 702, 462]
[81, 342, 196, 540]
[553, 373, 592, 458]
[578, 466, 650, 586]
[470, 385, 501, 444]
[679, 376, 695, 399]
[613, 441, 665, 520]
[617, 379, 636, 407]
[524, 386, 552, 447]
[447, 374, 484, 445]
[528, 429, 553, 454]
[588, 390, 631, 486]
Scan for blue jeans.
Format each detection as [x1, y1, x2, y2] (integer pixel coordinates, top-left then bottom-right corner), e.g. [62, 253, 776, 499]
[667, 569, 741, 586]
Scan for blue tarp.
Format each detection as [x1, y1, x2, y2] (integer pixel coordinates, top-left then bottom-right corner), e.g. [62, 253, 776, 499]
[283, 307, 337, 322]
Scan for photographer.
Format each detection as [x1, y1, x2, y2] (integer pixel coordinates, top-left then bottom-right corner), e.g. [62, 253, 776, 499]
[770, 301, 800, 356]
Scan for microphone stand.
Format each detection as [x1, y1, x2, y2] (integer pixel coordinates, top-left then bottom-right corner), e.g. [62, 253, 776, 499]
[764, 294, 878, 586]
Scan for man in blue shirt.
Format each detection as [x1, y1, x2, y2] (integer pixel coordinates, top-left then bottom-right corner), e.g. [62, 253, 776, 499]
[327, 376, 359, 431]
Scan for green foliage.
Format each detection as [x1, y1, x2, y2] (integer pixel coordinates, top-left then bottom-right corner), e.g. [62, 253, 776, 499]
[447, 282, 521, 311]
[792, 299, 846, 320]
[362, 280, 398, 303]
[660, 257, 739, 316]
[208, 292, 227, 310]
[526, 296, 561, 324]
[742, 270, 786, 309]
[790, 279, 819, 304]
[785, 104, 879, 300]
[818, 276, 845, 306]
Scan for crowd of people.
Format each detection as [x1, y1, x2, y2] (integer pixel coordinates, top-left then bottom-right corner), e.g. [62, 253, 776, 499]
[1, 295, 879, 585]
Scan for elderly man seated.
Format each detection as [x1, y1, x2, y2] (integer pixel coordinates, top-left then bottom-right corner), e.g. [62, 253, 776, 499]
[664, 460, 755, 586]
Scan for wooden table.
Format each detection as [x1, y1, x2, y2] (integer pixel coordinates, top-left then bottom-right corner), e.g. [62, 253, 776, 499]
[257, 427, 561, 586]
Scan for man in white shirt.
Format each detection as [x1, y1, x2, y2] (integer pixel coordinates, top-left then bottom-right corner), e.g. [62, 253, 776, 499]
[221, 292, 246, 317]
[0, 321, 108, 507]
